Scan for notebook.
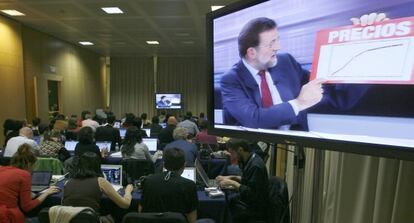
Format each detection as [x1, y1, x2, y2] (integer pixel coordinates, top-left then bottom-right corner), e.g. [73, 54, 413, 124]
[101, 164, 123, 191]
[64, 140, 78, 151]
[31, 171, 52, 192]
[142, 138, 158, 152]
[195, 159, 218, 187]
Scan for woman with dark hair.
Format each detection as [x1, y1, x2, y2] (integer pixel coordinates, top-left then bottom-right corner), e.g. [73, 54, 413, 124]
[63, 152, 133, 223]
[3, 119, 24, 147]
[132, 117, 149, 138]
[122, 113, 136, 128]
[140, 113, 151, 128]
[0, 144, 60, 222]
[74, 126, 101, 159]
[121, 127, 153, 161]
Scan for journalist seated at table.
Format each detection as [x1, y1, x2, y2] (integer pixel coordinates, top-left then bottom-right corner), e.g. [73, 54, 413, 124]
[164, 127, 198, 166]
[121, 126, 160, 162]
[4, 127, 39, 158]
[38, 129, 70, 162]
[63, 152, 133, 223]
[0, 144, 60, 222]
[74, 126, 102, 159]
[139, 148, 215, 223]
[216, 139, 269, 223]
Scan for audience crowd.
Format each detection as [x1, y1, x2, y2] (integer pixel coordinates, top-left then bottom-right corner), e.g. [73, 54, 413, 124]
[0, 109, 274, 223]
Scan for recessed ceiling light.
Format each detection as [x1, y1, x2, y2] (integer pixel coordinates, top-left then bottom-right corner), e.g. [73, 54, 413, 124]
[146, 41, 159, 45]
[79, 41, 94, 46]
[211, 6, 224, 11]
[101, 7, 123, 14]
[1, 9, 25, 16]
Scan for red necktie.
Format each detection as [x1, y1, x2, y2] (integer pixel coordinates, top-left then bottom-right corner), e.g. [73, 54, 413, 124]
[258, 70, 273, 108]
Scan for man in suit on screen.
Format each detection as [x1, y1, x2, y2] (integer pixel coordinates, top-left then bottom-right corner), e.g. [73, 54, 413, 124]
[220, 17, 325, 131]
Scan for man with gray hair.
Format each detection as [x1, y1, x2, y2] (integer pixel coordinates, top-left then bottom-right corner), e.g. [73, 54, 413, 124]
[164, 127, 198, 166]
[4, 127, 39, 157]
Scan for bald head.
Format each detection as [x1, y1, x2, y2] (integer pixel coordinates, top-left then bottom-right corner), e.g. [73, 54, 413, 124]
[19, 127, 33, 139]
[167, 116, 177, 126]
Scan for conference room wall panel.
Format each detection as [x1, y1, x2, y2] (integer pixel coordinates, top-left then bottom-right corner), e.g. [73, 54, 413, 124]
[0, 15, 26, 145]
[22, 26, 105, 122]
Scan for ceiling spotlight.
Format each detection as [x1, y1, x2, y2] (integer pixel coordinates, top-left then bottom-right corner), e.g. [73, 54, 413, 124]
[211, 6, 224, 11]
[79, 41, 94, 46]
[1, 9, 25, 16]
[101, 7, 124, 14]
[146, 41, 159, 45]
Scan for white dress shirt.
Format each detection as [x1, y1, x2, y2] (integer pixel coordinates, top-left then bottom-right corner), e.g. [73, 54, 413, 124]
[4, 136, 39, 157]
[242, 59, 299, 129]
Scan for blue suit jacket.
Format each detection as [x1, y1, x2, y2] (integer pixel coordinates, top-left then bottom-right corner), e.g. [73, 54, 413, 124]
[220, 53, 309, 130]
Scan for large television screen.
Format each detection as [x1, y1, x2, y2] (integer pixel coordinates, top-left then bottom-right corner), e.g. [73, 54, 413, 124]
[155, 93, 182, 109]
[207, 0, 414, 160]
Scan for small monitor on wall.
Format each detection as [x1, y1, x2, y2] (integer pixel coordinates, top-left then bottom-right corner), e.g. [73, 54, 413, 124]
[155, 93, 182, 109]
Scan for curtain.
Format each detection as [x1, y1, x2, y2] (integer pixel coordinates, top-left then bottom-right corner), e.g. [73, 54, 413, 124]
[110, 57, 154, 119]
[109, 56, 207, 120]
[157, 57, 207, 117]
[317, 151, 414, 223]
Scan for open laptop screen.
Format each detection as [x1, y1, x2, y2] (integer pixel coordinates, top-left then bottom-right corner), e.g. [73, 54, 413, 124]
[143, 128, 151, 137]
[101, 164, 123, 186]
[64, 141, 78, 151]
[32, 171, 52, 186]
[162, 167, 196, 183]
[96, 141, 111, 152]
[195, 159, 210, 185]
[142, 138, 158, 152]
[181, 167, 196, 183]
[119, 128, 126, 139]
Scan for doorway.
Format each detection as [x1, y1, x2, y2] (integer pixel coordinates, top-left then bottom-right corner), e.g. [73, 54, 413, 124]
[47, 80, 60, 113]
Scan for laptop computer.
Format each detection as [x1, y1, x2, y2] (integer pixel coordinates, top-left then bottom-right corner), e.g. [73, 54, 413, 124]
[31, 171, 52, 192]
[162, 167, 196, 183]
[195, 159, 218, 187]
[33, 136, 41, 145]
[64, 140, 78, 151]
[101, 164, 123, 191]
[143, 128, 151, 137]
[142, 138, 158, 152]
[96, 141, 111, 152]
[181, 167, 196, 183]
[119, 128, 127, 139]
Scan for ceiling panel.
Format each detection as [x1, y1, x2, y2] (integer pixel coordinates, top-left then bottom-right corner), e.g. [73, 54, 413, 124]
[0, 0, 240, 56]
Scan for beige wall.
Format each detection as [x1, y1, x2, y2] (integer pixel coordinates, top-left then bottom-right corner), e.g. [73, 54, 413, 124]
[22, 26, 105, 123]
[0, 15, 105, 146]
[0, 16, 26, 145]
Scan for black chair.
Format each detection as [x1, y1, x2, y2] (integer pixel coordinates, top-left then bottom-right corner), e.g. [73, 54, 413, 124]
[0, 156, 11, 166]
[122, 212, 187, 223]
[38, 207, 100, 223]
[268, 176, 290, 223]
[121, 158, 155, 184]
